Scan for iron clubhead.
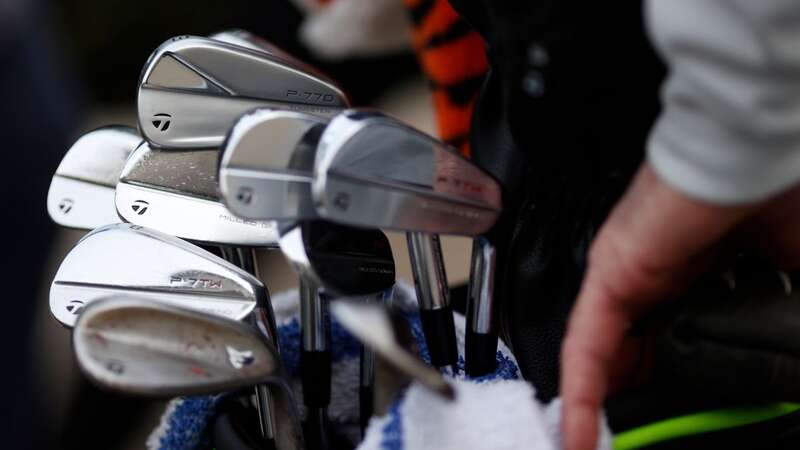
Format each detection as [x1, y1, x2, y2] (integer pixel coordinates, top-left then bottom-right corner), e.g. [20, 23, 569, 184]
[74, 296, 280, 395]
[278, 220, 396, 296]
[331, 301, 455, 400]
[115, 141, 278, 246]
[137, 35, 348, 149]
[219, 109, 327, 221]
[47, 126, 141, 230]
[50, 223, 264, 327]
[313, 110, 502, 236]
[73, 297, 305, 450]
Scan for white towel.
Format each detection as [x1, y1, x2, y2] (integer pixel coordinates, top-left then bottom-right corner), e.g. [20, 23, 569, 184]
[147, 282, 612, 449]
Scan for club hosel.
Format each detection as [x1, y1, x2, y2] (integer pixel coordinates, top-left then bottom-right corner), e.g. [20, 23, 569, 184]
[406, 232, 450, 311]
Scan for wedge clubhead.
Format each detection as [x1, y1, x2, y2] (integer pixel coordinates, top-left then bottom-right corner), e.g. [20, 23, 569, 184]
[313, 110, 502, 236]
[50, 223, 268, 328]
[331, 301, 455, 401]
[47, 126, 141, 229]
[73, 297, 304, 450]
[138, 35, 348, 149]
[219, 109, 327, 221]
[115, 141, 278, 246]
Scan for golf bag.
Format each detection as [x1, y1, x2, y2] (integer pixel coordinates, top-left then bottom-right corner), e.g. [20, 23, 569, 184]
[447, 0, 800, 447]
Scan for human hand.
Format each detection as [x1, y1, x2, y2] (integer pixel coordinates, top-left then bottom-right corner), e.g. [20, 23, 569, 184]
[560, 162, 800, 450]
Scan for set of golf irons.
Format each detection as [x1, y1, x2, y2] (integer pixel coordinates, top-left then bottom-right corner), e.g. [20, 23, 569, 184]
[46, 30, 503, 450]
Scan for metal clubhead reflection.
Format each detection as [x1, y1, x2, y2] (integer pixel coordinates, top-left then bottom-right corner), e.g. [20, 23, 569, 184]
[219, 109, 327, 221]
[49, 223, 265, 328]
[313, 110, 502, 236]
[137, 35, 348, 149]
[209, 29, 306, 65]
[47, 126, 141, 230]
[73, 297, 304, 450]
[115, 141, 278, 246]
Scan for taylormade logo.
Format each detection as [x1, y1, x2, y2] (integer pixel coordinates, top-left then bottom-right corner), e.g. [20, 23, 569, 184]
[105, 360, 125, 375]
[131, 200, 149, 215]
[58, 198, 74, 214]
[236, 187, 253, 205]
[226, 346, 255, 369]
[66, 300, 85, 315]
[151, 113, 172, 132]
[333, 192, 350, 211]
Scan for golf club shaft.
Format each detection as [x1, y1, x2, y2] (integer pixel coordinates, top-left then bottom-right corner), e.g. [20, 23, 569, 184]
[465, 237, 498, 376]
[220, 247, 277, 444]
[406, 232, 458, 371]
[359, 289, 391, 434]
[299, 277, 332, 450]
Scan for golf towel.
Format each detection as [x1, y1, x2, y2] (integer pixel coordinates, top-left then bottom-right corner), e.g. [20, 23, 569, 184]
[147, 282, 612, 450]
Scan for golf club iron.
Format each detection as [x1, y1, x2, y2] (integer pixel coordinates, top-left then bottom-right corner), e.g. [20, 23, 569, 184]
[279, 220, 395, 449]
[73, 296, 303, 450]
[115, 141, 279, 247]
[137, 35, 348, 149]
[117, 128, 284, 441]
[312, 110, 502, 372]
[50, 223, 280, 444]
[218, 108, 326, 222]
[218, 108, 398, 438]
[47, 126, 141, 230]
[49, 223, 275, 332]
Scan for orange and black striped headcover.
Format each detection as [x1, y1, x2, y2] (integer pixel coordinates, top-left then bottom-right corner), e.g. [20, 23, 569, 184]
[403, 0, 488, 157]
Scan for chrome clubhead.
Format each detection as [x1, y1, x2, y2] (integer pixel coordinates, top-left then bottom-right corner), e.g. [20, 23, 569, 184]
[47, 126, 141, 229]
[331, 301, 455, 400]
[219, 109, 327, 221]
[74, 296, 280, 395]
[209, 29, 301, 62]
[313, 110, 502, 236]
[137, 35, 348, 149]
[115, 141, 278, 246]
[278, 220, 395, 296]
[74, 297, 304, 450]
[50, 223, 264, 327]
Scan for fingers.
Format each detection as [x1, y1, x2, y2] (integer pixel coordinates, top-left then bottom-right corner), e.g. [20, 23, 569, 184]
[560, 164, 755, 450]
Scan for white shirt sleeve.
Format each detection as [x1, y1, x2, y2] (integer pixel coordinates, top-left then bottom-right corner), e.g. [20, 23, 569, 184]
[645, 0, 800, 205]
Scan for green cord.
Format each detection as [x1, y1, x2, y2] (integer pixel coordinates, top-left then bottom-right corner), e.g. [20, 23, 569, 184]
[614, 402, 800, 450]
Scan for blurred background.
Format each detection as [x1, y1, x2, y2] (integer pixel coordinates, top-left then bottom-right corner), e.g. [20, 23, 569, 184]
[3, 1, 472, 448]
